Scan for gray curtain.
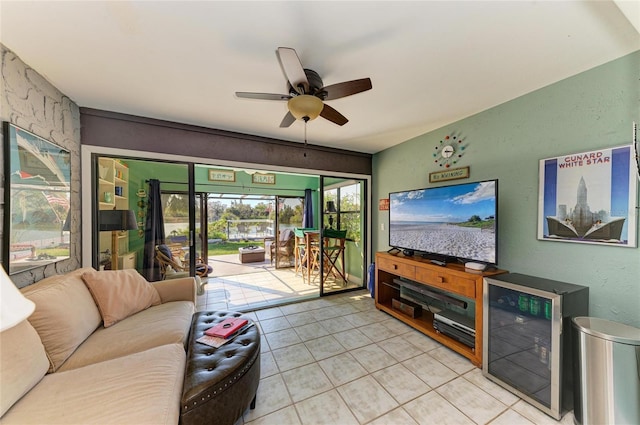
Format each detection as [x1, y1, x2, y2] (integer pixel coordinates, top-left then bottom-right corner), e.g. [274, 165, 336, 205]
[302, 189, 314, 228]
[142, 179, 165, 281]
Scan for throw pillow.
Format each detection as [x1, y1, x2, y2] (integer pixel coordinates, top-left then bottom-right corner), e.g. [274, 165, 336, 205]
[21, 267, 102, 372]
[158, 244, 183, 267]
[81, 269, 161, 328]
[157, 244, 173, 259]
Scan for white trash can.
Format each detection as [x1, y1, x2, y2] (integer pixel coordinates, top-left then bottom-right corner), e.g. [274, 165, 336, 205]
[572, 317, 640, 425]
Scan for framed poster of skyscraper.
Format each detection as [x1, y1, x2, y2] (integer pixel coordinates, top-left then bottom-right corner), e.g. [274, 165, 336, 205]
[537, 145, 637, 247]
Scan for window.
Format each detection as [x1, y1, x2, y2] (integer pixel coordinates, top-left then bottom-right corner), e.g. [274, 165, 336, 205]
[324, 181, 362, 241]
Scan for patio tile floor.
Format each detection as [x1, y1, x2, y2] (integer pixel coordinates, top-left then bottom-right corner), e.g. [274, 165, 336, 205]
[197, 254, 362, 312]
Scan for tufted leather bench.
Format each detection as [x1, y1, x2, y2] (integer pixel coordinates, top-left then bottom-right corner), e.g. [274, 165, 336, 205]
[180, 311, 260, 425]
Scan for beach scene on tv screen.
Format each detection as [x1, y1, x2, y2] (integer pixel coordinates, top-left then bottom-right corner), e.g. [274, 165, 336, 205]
[390, 181, 496, 263]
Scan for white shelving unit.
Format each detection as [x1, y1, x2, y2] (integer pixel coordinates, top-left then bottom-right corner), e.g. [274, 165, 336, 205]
[98, 157, 133, 269]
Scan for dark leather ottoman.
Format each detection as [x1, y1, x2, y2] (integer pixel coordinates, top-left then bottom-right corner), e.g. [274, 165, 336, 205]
[180, 311, 260, 425]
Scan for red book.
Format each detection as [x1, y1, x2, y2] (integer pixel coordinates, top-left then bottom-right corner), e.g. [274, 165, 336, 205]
[205, 318, 249, 338]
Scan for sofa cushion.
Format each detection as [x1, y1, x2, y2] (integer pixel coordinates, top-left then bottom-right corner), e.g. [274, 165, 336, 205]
[0, 320, 49, 417]
[57, 300, 194, 372]
[0, 343, 186, 425]
[21, 267, 102, 372]
[81, 269, 161, 328]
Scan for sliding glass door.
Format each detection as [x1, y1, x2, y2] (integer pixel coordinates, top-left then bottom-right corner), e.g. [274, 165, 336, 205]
[92, 156, 195, 280]
[320, 177, 367, 295]
[90, 152, 369, 302]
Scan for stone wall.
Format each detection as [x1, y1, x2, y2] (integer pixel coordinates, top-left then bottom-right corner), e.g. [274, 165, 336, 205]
[1, 44, 81, 287]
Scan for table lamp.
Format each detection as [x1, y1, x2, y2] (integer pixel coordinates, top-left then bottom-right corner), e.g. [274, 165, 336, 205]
[99, 210, 138, 270]
[326, 201, 337, 229]
[0, 265, 35, 332]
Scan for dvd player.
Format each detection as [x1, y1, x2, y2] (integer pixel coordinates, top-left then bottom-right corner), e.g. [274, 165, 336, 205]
[433, 310, 475, 348]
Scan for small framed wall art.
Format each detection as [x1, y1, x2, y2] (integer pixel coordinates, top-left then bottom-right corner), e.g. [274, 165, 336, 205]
[208, 169, 235, 182]
[252, 173, 276, 185]
[429, 166, 470, 183]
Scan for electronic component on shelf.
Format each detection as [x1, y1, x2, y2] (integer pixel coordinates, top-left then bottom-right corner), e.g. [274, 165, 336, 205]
[433, 309, 475, 349]
[391, 298, 422, 318]
[394, 278, 468, 309]
[465, 262, 486, 271]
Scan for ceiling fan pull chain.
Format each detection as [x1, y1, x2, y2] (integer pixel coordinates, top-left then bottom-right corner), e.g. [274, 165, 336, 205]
[304, 120, 308, 157]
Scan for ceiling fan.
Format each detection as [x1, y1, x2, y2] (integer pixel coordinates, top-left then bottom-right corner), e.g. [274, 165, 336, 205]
[235, 47, 372, 127]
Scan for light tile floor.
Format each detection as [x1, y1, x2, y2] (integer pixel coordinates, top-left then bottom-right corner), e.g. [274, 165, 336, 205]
[197, 255, 362, 312]
[225, 290, 575, 425]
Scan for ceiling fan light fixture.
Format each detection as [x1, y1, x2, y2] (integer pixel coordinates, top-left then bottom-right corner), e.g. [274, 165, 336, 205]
[288, 95, 323, 121]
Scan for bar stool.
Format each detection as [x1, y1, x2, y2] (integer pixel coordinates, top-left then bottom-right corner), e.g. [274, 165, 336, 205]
[322, 229, 347, 285]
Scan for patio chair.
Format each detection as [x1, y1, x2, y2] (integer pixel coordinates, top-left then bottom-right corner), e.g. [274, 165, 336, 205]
[236, 223, 248, 240]
[269, 229, 295, 267]
[155, 244, 212, 280]
[322, 229, 347, 285]
[305, 229, 347, 286]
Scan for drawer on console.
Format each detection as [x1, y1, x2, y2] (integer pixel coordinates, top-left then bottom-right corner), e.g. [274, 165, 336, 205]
[415, 268, 475, 298]
[377, 257, 415, 279]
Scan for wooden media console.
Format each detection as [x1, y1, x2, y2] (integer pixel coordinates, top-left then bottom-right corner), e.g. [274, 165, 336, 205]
[375, 252, 506, 367]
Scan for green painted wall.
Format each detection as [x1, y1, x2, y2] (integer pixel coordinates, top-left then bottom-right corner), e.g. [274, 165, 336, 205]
[373, 51, 640, 327]
[194, 165, 320, 200]
[126, 161, 321, 198]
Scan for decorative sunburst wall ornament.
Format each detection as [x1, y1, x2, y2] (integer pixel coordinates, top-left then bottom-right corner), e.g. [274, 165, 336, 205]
[433, 133, 467, 168]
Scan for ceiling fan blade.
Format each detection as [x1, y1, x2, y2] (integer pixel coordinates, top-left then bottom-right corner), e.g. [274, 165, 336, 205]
[321, 78, 372, 101]
[276, 47, 309, 94]
[279, 111, 296, 128]
[235, 92, 291, 101]
[320, 104, 348, 126]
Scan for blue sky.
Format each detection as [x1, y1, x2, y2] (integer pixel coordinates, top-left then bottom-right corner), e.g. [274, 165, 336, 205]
[390, 180, 497, 223]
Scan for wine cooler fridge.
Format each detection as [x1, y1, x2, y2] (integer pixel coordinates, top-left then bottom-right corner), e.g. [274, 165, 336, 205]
[483, 273, 589, 420]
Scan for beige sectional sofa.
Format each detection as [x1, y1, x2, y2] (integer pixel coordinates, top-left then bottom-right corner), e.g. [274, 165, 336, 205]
[0, 267, 196, 425]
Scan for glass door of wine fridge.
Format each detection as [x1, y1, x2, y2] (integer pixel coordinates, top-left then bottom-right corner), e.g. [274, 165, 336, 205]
[484, 281, 561, 414]
[483, 273, 589, 420]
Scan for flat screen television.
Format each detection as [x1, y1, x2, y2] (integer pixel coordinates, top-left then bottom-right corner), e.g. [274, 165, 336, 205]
[389, 179, 498, 265]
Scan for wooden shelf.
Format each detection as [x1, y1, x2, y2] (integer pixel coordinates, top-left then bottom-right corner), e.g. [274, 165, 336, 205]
[98, 157, 130, 264]
[380, 280, 401, 291]
[375, 252, 506, 367]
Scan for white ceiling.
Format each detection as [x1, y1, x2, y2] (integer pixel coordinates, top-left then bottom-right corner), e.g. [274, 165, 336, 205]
[1, 1, 638, 154]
